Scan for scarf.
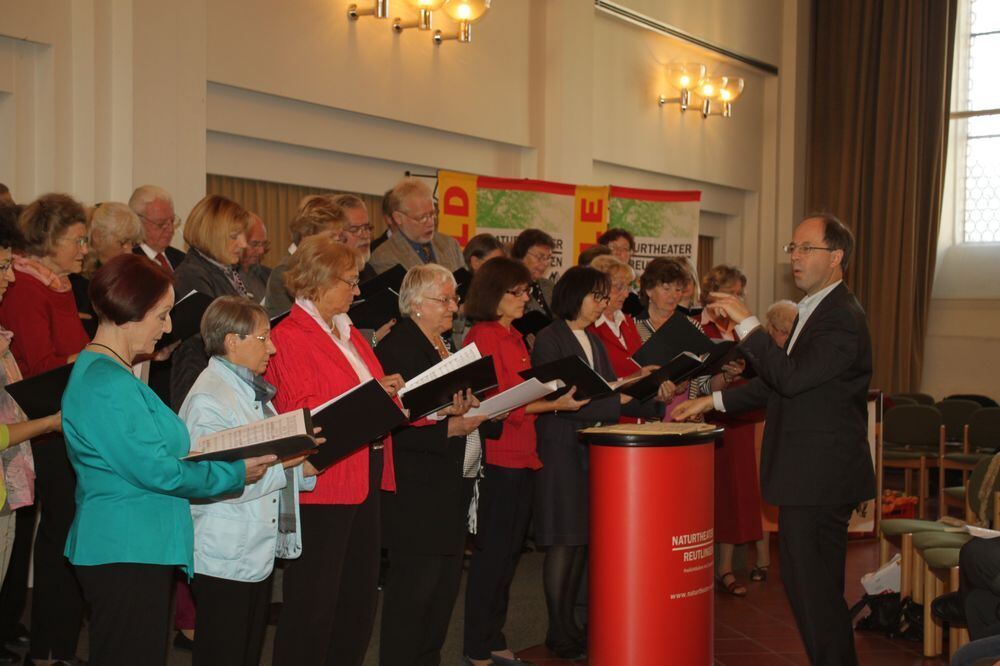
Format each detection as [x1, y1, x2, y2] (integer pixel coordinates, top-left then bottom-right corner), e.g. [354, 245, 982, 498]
[13, 256, 71, 293]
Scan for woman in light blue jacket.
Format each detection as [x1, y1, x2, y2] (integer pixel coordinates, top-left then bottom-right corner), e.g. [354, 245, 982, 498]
[179, 296, 318, 666]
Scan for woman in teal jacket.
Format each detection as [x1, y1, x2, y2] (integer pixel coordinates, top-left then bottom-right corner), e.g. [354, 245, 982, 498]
[62, 255, 277, 666]
[180, 296, 319, 666]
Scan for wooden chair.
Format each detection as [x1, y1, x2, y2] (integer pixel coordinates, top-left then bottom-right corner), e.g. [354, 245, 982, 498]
[891, 392, 936, 406]
[937, 400, 985, 517]
[881, 405, 942, 519]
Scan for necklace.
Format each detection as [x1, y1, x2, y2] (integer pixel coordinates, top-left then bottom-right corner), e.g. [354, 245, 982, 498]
[87, 342, 132, 368]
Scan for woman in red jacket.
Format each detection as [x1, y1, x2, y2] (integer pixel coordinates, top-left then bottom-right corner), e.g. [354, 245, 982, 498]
[263, 233, 404, 666]
[461, 257, 588, 666]
[0, 194, 91, 664]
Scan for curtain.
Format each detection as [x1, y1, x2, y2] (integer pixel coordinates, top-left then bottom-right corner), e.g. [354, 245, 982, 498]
[206, 174, 384, 269]
[806, 0, 957, 393]
[696, 235, 714, 279]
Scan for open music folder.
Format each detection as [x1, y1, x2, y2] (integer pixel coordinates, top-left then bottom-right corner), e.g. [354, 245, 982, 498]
[156, 290, 215, 350]
[184, 408, 318, 462]
[630, 311, 716, 367]
[518, 355, 637, 402]
[308, 379, 408, 470]
[465, 377, 563, 419]
[5, 363, 75, 419]
[397, 343, 499, 420]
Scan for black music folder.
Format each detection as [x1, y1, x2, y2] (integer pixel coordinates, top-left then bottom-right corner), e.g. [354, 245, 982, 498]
[519, 355, 626, 402]
[700, 340, 741, 377]
[512, 310, 552, 338]
[184, 409, 318, 463]
[631, 312, 715, 367]
[676, 303, 704, 318]
[6, 363, 74, 419]
[399, 355, 499, 420]
[621, 292, 644, 318]
[308, 379, 408, 470]
[453, 267, 473, 301]
[360, 264, 406, 298]
[619, 352, 712, 402]
[269, 309, 292, 328]
[156, 291, 215, 350]
[348, 288, 400, 331]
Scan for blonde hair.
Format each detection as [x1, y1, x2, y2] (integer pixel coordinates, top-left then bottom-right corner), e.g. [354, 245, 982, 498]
[283, 231, 363, 301]
[84, 202, 143, 276]
[290, 195, 348, 244]
[182, 195, 250, 264]
[589, 254, 635, 283]
[399, 264, 455, 317]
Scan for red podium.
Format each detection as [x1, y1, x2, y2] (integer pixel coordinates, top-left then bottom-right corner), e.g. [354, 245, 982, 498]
[581, 422, 723, 666]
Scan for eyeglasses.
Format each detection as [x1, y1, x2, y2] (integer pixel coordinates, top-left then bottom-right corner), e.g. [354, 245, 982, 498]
[239, 333, 271, 344]
[248, 240, 271, 251]
[60, 236, 90, 249]
[783, 243, 833, 256]
[141, 214, 181, 231]
[525, 250, 553, 265]
[338, 276, 362, 289]
[506, 286, 529, 298]
[611, 281, 630, 293]
[0, 261, 11, 273]
[346, 223, 374, 235]
[401, 210, 437, 225]
[425, 295, 461, 307]
[590, 291, 611, 303]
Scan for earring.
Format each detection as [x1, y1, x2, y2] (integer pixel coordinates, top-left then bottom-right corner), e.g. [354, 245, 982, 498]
[416, 311, 422, 318]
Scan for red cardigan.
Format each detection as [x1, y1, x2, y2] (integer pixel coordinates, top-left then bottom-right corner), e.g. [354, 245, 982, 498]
[588, 315, 643, 380]
[0, 269, 90, 378]
[264, 305, 396, 504]
[464, 321, 541, 470]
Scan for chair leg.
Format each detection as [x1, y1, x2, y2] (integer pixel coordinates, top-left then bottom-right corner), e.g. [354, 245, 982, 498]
[924, 563, 939, 657]
[913, 548, 925, 604]
[919, 459, 928, 519]
[900, 533, 913, 599]
[905, 468, 913, 497]
[949, 566, 961, 662]
[935, 575, 944, 655]
[879, 534, 890, 566]
[939, 464, 946, 519]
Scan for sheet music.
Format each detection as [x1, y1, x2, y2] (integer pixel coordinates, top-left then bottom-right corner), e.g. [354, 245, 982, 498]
[191, 410, 308, 455]
[398, 342, 482, 398]
[466, 378, 563, 418]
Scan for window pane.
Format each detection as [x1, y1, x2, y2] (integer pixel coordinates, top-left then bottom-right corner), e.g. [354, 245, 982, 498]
[969, 32, 1000, 110]
[971, 0, 1000, 35]
[964, 136, 1000, 242]
[968, 113, 1000, 138]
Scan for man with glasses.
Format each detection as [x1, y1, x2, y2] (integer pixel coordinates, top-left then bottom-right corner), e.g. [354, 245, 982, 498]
[129, 185, 185, 272]
[370, 178, 465, 274]
[239, 213, 271, 303]
[674, 214, 874, 666]
[331, 194, 379, 282]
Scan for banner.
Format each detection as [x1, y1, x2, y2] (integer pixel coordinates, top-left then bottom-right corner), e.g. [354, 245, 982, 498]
[608, 186, 701, 275]
[437, 171, 699, 279]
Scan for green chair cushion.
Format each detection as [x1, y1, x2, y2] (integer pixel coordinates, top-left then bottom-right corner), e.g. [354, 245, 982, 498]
[880, 519, 949, 536]
[944, 486, 966, 500]
[944, 452, 991, 465]
[923, 547, 961, 569]
[884, 449, 936, 460]
[912, 531, 972, 550]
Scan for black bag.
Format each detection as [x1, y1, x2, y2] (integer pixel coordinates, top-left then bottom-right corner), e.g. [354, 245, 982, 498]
[850, 593, 923, 641]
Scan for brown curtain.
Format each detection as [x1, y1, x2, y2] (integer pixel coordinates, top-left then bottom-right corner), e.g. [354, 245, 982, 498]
[206, 174, 384, 269]
[806, 0, 957, 393]
[696, 235, 714, 279]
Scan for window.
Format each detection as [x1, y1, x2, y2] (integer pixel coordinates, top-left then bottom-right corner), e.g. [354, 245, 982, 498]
[952, 0, 1000, 243]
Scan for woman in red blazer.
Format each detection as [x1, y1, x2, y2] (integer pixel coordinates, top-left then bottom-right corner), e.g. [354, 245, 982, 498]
[264, 233, 404, 666]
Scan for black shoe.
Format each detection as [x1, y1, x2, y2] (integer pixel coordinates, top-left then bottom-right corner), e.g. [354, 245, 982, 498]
[544, 640, 585, 660]
[931, 591, 966, 625]
[172, 631, 194, 652]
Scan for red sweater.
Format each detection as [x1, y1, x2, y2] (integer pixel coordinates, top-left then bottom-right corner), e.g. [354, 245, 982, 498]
[0, 269, 89, 378]
[264, 305, 396, 504]
[464, 321, 541, 470]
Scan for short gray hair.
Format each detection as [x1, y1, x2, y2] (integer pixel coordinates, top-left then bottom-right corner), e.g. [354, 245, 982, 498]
[765, 299, 798, 331]
[399, 264, 456, 317]
[201, 296, 268, 357]
[90, 202, 142, 254]
[128, 185, 173, 218]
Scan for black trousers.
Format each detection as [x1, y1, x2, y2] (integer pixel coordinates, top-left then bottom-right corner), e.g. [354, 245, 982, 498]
[29, 436, 84, 660]
[272, 450, 382, 666]
[463, 465, 535, 660]
[191, 573, 272, 666]
[960, 537, 1000, 640]
[0, 504, 35, 641]
[75, 563, 174, 666]
[380, 551, 464, 666]
[778, 504, 858, 666]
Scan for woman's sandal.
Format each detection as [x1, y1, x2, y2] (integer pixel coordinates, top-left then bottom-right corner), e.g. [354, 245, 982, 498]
[716, 572, 747, 597]
[750, 565, 769, 582]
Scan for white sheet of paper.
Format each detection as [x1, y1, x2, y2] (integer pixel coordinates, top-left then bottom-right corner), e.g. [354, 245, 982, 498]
[466, 378, 563, 419]
[192, 410, 307, 455]
[397, 342, 482, 398]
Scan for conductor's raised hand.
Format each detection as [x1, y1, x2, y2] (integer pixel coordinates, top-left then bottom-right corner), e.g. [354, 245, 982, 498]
[671, 396, 715, 422]
[706, 292, 753, 325]
[243, 454, 279, 484]
[379, 373, 406, 397]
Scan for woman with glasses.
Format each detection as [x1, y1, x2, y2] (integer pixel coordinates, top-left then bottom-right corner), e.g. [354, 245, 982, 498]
[531, 266, 667, 658]
[264, 233, 404, 666]
[0, 193, 92, 665]
[461, 257, 588, 666]
[374, 264, 488, 666]
[179, 296, 319, 666]
[169, 195, 252, 411]
[510, 228, 556, 322]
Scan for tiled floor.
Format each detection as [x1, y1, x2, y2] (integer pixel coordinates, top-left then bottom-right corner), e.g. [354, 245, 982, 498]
[516, 537, 950, 666]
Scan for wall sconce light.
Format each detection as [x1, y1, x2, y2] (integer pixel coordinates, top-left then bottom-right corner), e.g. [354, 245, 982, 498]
[705, 76, 744, 118]
[658, 63, 707, 111]
[434, 0, 492, 45]
[393, 0, 446, 33]
[348, 0, 390, 21]
[658, 65, 744, 119]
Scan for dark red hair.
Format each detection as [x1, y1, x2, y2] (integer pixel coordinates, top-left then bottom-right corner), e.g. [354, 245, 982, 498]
[89, 254, 173, 325]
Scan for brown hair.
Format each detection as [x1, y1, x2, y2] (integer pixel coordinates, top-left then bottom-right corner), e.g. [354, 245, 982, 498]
[89, 254, 173, 325]
[283, 231, 363, 301]
[463, 257, 531, 322]
[699, 264, 747, 305]
[182, 195, 250, 263]
[18, 193, 88, 257]
[290, 195, 348, 244]
[639, 257, 689, 306]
